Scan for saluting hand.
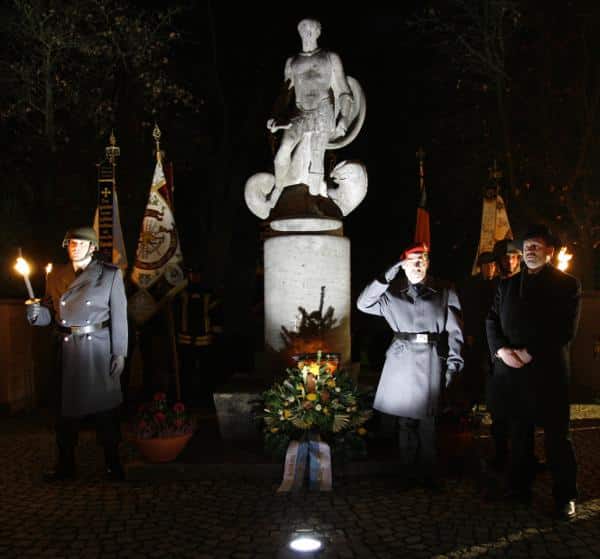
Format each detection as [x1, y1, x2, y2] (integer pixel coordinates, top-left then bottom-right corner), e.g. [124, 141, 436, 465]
[384, 261, 402, 283]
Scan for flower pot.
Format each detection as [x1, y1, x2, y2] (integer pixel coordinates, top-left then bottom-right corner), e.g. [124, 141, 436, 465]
[135, 433, 192, 463]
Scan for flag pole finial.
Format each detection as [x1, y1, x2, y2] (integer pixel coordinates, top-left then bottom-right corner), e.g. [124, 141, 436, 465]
[105, 130, 120, 165]
[153, 123, 162, 162]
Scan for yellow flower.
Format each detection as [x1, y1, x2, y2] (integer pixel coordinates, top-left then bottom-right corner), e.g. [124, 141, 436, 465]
[326, 379, 336, 388]
[322, 407, 330, 415]
[306, 393, 318, 402]
[270, 427, 279, 433]
[309, 363, 320, 376]
[357, 427, 367, 436]
[283, 409, 292, 419]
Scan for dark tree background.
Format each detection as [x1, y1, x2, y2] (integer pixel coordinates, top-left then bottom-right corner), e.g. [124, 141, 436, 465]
[1, 0, 599, 334]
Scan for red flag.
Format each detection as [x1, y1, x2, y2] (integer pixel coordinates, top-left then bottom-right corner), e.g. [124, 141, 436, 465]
[414, 149, 431, 248]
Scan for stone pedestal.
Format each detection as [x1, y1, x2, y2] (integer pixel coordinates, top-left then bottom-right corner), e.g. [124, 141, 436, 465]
[263, 233, 351, 373]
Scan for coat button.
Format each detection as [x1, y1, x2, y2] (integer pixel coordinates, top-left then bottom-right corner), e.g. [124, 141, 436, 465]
[60, 301, 66, 306]
[86, 320, 90, 324]
[63, 336, 69, 342]
[86, 300, 91, 305]
[61, 319, 67, 324]
[86, 335, 92, 340]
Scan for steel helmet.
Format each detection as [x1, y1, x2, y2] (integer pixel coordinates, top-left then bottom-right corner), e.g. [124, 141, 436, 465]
[62, 226, 99, 248]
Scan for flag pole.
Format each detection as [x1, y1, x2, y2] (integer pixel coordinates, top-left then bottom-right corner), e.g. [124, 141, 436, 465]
[153, 122, 182, 401]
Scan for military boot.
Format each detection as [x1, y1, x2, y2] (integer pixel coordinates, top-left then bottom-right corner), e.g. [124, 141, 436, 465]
[43, 446, 76, 482]
[104, 447, 125, 482]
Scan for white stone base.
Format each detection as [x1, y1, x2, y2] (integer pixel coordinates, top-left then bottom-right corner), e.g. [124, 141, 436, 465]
[264, 234, 351, 372]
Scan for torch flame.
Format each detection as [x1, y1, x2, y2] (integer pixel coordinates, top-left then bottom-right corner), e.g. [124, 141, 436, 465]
[45, 263, 53, 275]
[15, 257, 31, 277]
[557, 246, 573, 272]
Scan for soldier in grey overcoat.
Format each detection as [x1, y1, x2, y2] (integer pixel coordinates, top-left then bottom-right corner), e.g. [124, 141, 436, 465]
[357, 243, 464, 484]
[26, 227, 128, 481]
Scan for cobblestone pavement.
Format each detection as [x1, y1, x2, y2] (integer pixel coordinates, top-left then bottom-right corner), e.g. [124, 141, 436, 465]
[1, 412, 599, 559]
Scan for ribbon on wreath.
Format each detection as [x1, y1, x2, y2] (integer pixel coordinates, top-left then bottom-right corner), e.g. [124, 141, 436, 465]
[277, 433, 332, 492]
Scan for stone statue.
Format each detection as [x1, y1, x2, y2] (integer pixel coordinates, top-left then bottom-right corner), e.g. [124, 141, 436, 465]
[245, 19, 367, 220]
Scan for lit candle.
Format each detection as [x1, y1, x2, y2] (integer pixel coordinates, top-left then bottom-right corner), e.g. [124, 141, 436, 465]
[14, 257, 35, 299]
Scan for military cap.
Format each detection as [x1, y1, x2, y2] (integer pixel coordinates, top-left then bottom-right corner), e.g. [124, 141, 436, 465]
[62, 226, 99, 248]
[477, 251, 496, 265]
[400, 242, 429, 261]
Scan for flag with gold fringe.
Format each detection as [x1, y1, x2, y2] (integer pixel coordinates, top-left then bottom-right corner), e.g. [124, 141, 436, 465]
[129, 126, 186, 325]
[471, 165, 513, 275]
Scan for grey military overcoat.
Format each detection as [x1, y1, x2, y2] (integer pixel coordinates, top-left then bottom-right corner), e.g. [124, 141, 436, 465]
[33, 259, 128, 417]
[357, 276, 464, 419]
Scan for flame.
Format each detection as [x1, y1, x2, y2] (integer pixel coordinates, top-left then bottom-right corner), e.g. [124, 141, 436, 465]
[45, 263, 53, 275]
[557, 246, 573, 272]
[14, 257, 31, 277]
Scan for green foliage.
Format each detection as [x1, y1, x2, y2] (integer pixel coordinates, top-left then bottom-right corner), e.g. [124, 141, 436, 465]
[257, 362, 373, 460]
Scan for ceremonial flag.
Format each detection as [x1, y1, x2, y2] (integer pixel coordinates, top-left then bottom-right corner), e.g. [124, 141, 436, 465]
[414, 148, 431, 248]
[471, 191, 513, 275]
[129, 151, 186, 325]
[93, 188, 128, 270]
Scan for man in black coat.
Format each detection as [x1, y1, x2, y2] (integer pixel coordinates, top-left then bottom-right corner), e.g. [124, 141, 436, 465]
[486, 224, 581, 519]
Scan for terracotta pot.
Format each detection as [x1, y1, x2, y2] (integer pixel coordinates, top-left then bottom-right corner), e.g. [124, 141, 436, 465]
[135, 433, 192, 463]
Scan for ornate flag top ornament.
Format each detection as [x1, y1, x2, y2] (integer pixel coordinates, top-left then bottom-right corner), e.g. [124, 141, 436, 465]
[105, 130, 120, 165]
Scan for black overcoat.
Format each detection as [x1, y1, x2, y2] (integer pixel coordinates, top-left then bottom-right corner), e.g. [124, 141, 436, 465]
[485, 264, 581, 421]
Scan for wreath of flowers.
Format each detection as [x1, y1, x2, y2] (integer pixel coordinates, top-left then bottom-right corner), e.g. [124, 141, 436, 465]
[259, 354, 373, 460]
[133, 392, 194, 439]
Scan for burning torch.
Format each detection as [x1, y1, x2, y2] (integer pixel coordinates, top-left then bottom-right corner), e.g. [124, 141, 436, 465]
[14, 256, 36, 300]
[556, 246, 573, 272]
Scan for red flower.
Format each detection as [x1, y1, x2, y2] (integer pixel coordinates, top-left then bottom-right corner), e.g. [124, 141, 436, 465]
[153, 392, 167, 402]
[154, 412, 166, 423]
[138, 420, 148, 429]
[173, 402, 185, 413]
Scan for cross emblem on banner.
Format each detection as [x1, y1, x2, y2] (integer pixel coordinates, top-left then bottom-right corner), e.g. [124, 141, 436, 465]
[101, 187, 111, 197]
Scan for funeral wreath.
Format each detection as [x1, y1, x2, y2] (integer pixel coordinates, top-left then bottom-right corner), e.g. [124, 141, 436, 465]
[258, 353, 373, 460]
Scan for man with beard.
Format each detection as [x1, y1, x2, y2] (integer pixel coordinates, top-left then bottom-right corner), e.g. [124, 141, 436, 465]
[486, 224, 581, 519]
[26, 227, 128, 481]
[357, 243, 464, 487]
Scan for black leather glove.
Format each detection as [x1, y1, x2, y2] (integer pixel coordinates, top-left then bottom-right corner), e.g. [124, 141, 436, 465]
[25, 300, 41, 324]
[110, 355, 125, 378]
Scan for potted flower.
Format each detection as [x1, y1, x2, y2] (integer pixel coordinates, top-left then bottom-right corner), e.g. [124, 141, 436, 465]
[132, 392, 195, 463]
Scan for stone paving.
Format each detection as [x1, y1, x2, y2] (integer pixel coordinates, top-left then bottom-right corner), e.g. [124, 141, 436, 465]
[1, 411, 599, 559]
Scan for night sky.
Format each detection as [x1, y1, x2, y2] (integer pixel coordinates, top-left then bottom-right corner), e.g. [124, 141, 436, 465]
[2, 0, 599, 300]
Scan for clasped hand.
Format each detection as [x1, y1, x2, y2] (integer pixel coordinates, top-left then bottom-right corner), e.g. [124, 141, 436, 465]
[497, 347, 533, 368]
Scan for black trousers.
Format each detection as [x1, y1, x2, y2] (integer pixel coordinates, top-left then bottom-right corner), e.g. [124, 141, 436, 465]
[56, 407, 122, 464]
[397, 416, 436, 475]
[508, 406, 577, 503]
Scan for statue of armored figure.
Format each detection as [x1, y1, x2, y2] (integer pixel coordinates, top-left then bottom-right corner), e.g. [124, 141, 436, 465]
[245, 19, 367, 220]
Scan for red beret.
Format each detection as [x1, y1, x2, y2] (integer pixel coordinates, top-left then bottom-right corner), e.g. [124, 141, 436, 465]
[400, 242, 429, 260]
